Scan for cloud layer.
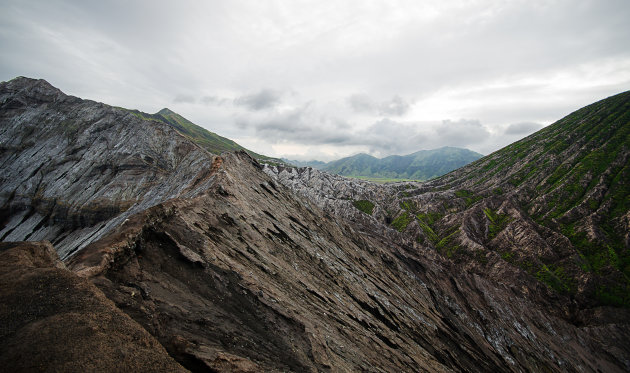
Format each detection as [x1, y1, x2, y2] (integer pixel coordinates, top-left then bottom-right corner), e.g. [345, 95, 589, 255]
[234, 89, 282, 111]
[1, 0, 629, 160]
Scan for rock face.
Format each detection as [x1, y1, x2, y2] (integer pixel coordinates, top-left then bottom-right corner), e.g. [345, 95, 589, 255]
[71, 151, 629, 372]
[0, 77, 220, 259]
[0, 241, 187, 372]
[1, 77, 629, 372]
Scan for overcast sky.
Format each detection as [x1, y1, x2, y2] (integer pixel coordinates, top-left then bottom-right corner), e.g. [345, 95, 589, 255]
[1, 0, 629, 161]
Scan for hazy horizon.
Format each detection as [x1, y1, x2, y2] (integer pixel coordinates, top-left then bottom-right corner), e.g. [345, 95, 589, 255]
[1, 0, 629, 162]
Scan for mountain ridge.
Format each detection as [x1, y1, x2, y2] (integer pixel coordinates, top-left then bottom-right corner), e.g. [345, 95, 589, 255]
[266, 89, 630, 309]
[1, 76, 629, 371]
[123, 107, 281, 163]
[0, 76, 221, 259]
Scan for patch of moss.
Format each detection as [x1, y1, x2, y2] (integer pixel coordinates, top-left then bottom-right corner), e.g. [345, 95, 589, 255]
[596, 284, 630, 307]
[473, 250, 489, 264]
[436, 228, 459, 251]
[399, 200, 415, 212]
[535, 264, 574, 294]
[560, 223, 627, 277]
[508, 163, 538, 187]
[455, 189, 482, 208]
[483, 208, 512, 239]
[352, 200, 375, 215]
[501, 251, 514, 261]
[391, 211, 413, 232]
[417, 212, 443, 226]
[417, 220, 439, 244]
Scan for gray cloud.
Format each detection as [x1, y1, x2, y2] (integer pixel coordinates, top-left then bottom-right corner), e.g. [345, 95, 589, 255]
[435, 119, 490, 148]
[347, 94, 411, 116]
[504, 122, 544, 135]
[353, 119, 492, 154]
[239, 105, 354, 145]
[200, 95, 229, 106]
[234, 89, 281, 111]
[173, 94, 195, 104]
[1, 1, 628, 159]
[378, 95, 410, 116]
[347, 94, 374, 113]
[238, 107, 491, 156]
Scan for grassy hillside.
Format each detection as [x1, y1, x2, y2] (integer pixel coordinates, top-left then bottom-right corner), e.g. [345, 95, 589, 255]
[125, 108, 282, 163]
[427, 90, 630, 306]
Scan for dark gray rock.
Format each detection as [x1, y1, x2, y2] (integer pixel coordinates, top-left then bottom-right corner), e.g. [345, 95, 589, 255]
[0, 77, 219, 259]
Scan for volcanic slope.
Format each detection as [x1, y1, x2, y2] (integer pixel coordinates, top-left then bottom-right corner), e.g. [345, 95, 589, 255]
[1, 77, 629, 371]
[424, 89, 630, 309]
[267, 90, 630, 322]
[71, 150, 628, 372]
[0, 77, 221, 259]
[125, 107, 282, 163]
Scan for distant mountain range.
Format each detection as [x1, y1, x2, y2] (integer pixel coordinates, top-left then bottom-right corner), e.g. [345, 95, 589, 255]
[280, 158, 327, 168]
[285, 147, 483, 181]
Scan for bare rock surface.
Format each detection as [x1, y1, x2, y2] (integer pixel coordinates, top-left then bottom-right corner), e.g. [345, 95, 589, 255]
[0, 77, 219, 259]
[70, 151, 630, 372]
[0, 241, 187, 372]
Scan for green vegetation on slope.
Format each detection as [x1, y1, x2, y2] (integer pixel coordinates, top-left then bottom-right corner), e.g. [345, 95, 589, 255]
[483, 208, 512, 239]
[125, 108, 281, 162]
[455, 189, 483, 208]
[432, 90, 630, 307]
[353, 200, 375, 215]
[391, 211, 413, 232]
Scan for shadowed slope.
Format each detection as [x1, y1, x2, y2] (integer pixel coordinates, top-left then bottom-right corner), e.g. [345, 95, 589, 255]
[0, 241, 186, 372]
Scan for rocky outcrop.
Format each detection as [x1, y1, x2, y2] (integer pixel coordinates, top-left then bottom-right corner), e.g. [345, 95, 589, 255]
[0, 241, 187, 372]
[0, 77, 220, 260]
